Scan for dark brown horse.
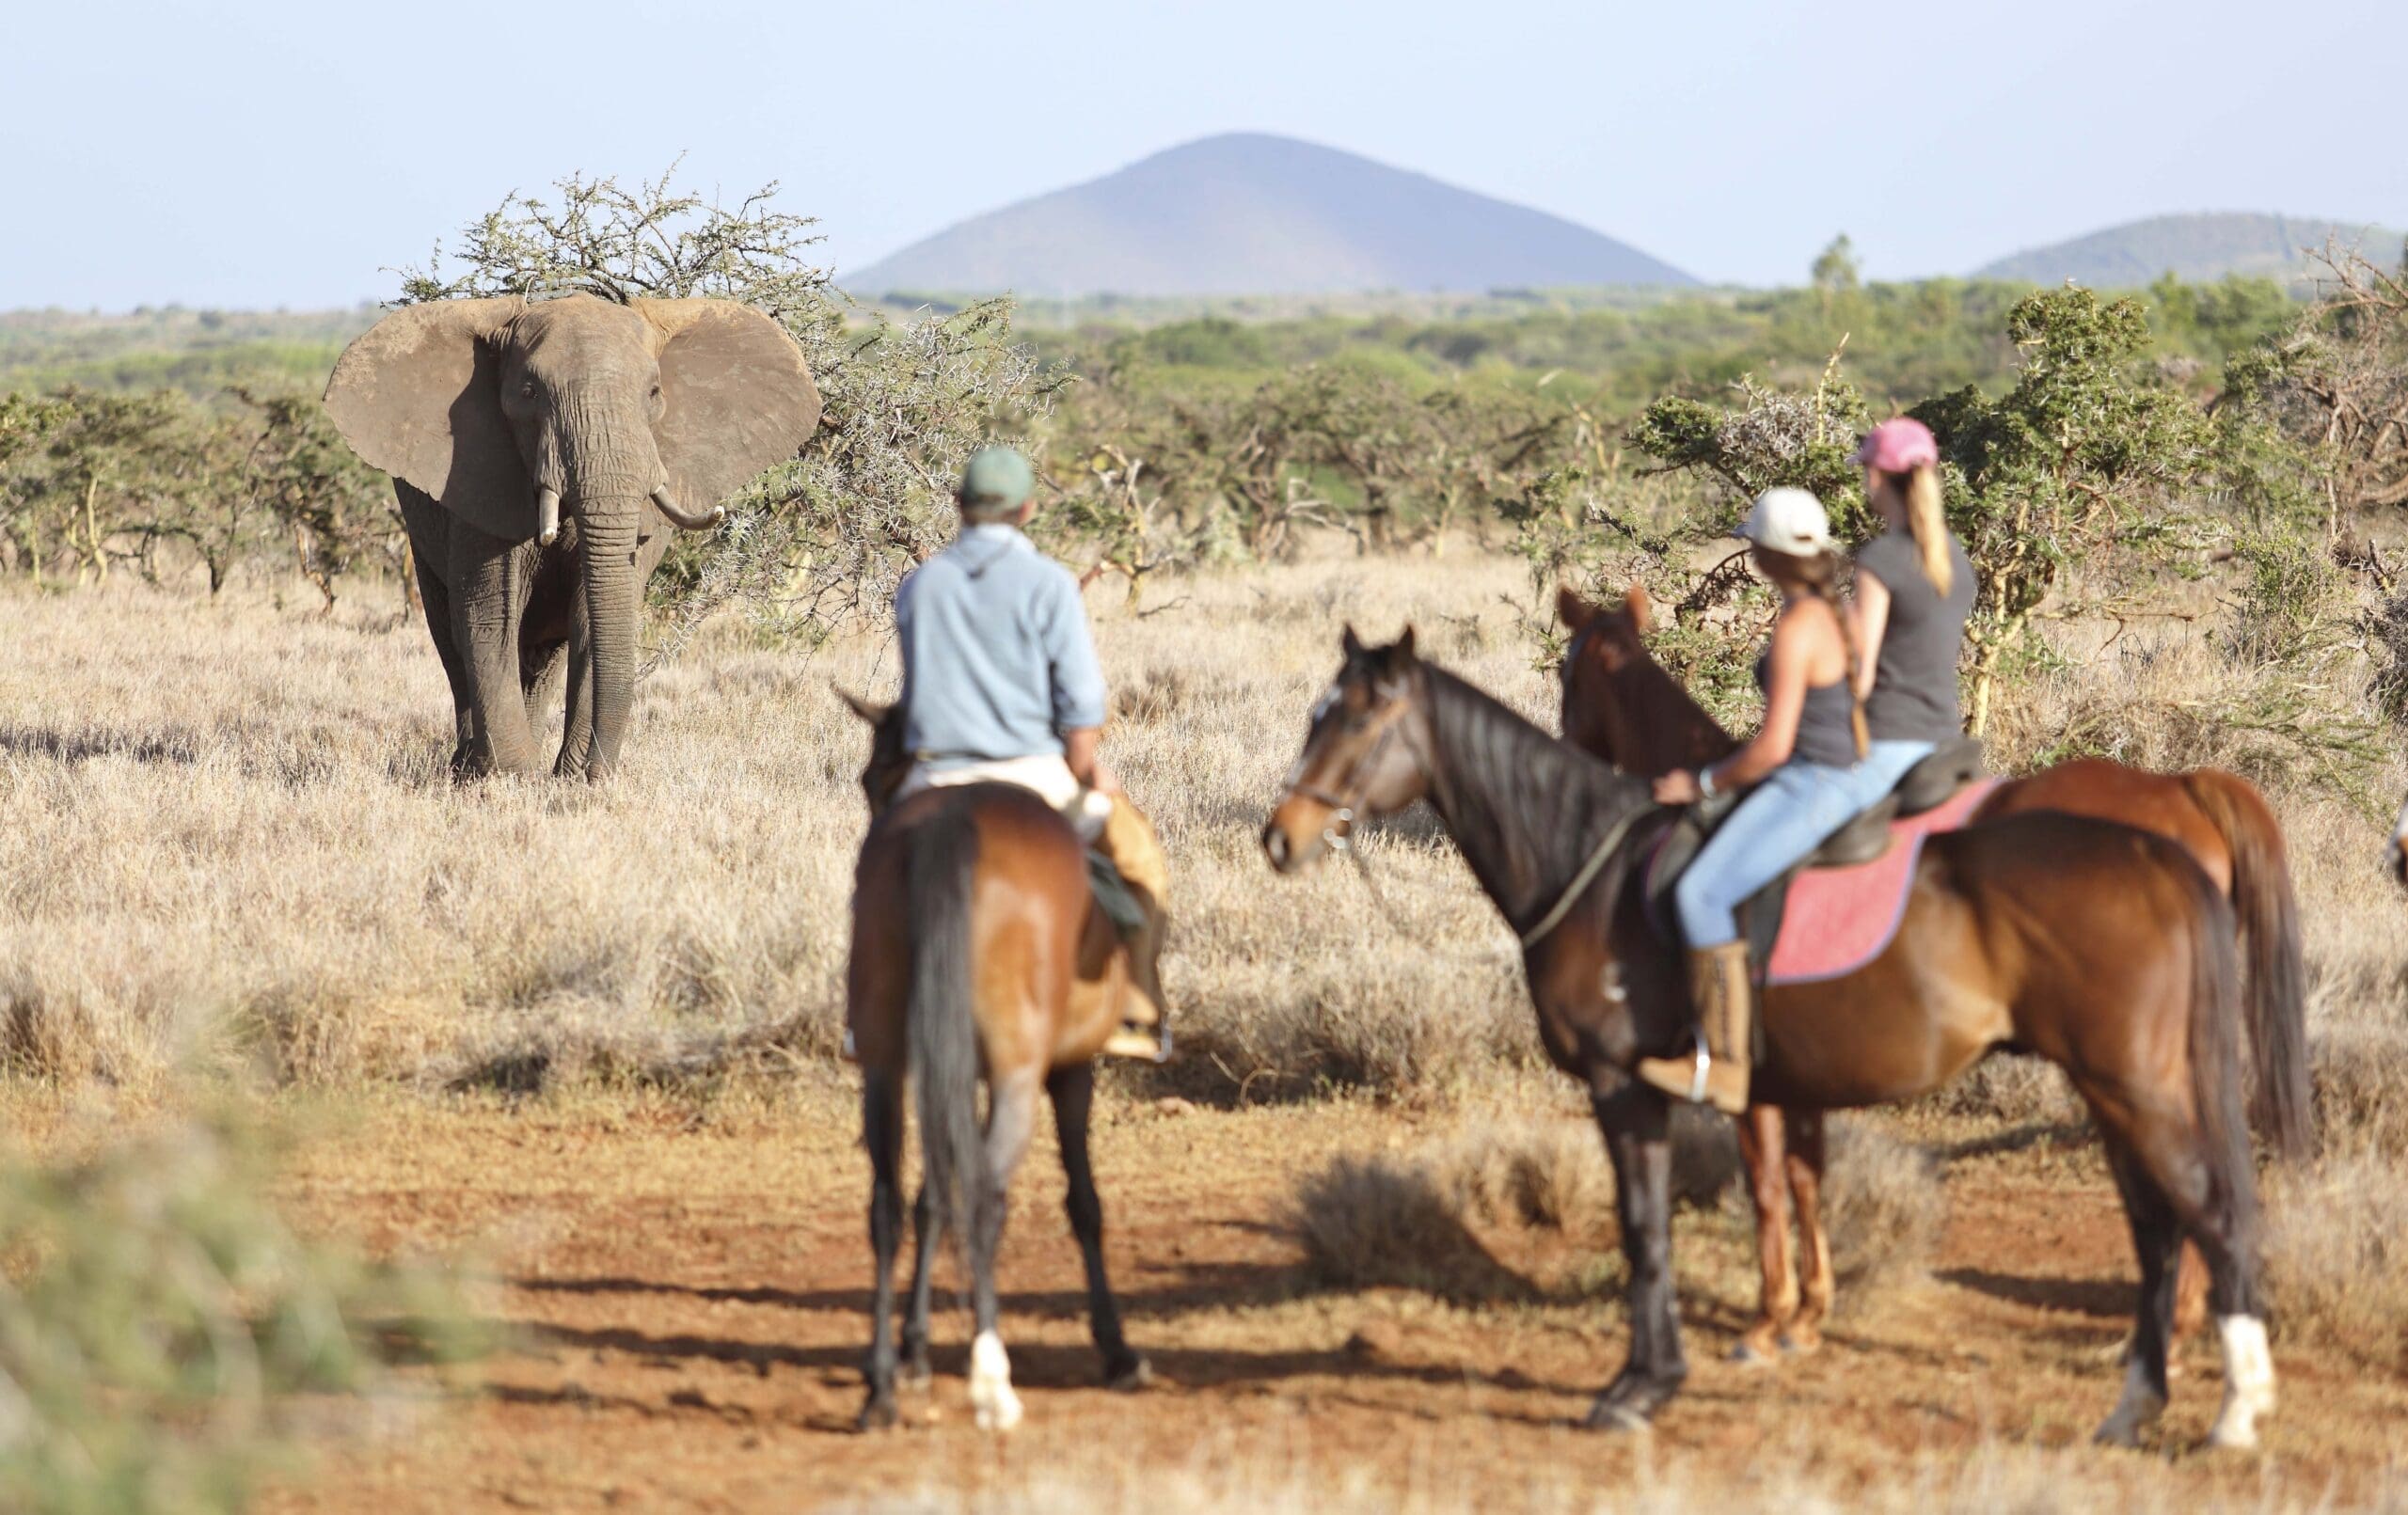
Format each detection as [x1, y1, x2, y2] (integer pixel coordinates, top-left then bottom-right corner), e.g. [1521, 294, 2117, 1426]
[1263, 629, 2284, 1448]
[1558, 584, 2312, 1359]
[842, 695, 1150, 1431]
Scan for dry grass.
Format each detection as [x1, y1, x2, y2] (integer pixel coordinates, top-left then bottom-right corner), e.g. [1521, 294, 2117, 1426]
[2263, 1151, 2408, 1368]
[1287, 1108, 1735, 1300]
[1814, 1116, 1948, 1290]
[2, 546, 2400, 1115]
[0, 552, 1562, 1099]
[857, 1440, 2408, 1515]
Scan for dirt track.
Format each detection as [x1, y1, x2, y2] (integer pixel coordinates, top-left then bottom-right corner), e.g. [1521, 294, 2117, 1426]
[257, 1087, 2406, 1512]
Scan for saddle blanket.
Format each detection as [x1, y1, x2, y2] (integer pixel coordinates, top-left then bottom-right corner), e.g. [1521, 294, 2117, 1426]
[1763, 778, 2000, 985]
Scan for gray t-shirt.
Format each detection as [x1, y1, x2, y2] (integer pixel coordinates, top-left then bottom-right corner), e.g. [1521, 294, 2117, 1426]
[896, 525, 1108, 770]
[1855, 529, 1975, 744]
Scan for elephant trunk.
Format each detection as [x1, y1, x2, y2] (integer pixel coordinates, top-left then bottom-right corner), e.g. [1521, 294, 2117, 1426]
[578, 501, 643, 782]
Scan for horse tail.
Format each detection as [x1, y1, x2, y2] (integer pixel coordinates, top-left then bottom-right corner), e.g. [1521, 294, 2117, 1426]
[2180, 849, 2258, 1250]
[906, 804, 986, 1251]
[2181, 769, 2315, 1160]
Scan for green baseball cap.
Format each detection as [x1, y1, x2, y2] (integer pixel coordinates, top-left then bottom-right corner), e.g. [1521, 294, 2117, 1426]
[958, 446, 1036, 513]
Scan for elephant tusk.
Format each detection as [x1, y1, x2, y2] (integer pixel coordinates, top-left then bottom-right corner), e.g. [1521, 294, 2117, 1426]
[651, 484, 724, 532]
[537, 487, 562, 546]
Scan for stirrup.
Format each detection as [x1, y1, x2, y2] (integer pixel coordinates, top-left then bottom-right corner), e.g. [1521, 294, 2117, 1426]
[1683, 1027, 1712, 1106]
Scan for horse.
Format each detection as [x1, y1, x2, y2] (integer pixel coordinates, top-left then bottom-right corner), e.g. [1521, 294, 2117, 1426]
[1557, 583, 2312, 1360]
[841, 693, 1152, 1431]
[1262, 628, 2285, 1448]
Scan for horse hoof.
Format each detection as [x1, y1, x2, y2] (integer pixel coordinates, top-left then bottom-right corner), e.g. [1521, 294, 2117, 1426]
[1105, 1353, 1154, 1393]
[1728, 1340, 1774, 1368]
[897, 1358, 932, 1392]
[1583, 1403, 1654, 1434]
[857, 1395, 900, 1432]
[1778, 1331, 1821, 1356]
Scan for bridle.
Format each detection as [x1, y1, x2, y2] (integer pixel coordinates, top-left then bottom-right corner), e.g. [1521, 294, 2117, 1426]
[1278, 670, 1649, 950]
[1277, 684, 1418, 858]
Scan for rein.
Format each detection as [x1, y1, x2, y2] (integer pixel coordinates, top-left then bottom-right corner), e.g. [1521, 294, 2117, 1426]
[1517, 804, 1647, 949]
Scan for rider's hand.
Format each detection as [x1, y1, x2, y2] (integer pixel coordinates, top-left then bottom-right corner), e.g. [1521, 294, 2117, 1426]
[1653, 769, 1702, 806]
[1088, 758, 1125, 798]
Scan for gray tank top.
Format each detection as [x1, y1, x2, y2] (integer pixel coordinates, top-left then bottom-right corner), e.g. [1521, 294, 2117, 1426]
[1754, 645, 1859, 770]
[1855, 529, 1975, 743]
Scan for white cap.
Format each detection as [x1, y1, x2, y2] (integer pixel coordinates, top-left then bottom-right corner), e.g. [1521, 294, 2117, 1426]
[1736, 487, 1834, 556]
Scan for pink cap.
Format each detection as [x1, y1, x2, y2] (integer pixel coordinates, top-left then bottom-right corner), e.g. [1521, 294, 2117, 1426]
[1853, 418, 1938, 473]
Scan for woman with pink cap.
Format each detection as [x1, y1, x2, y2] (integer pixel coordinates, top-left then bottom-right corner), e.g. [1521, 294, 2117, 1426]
[1848, 418, 1975, 773]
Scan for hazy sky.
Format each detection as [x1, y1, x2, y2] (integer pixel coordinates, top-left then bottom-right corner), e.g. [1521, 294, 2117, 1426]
[8, 0, 2403, 309]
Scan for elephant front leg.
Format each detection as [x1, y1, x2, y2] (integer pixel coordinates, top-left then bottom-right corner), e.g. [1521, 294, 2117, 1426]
[397, 482, 477, 774]
[451, 525, 543, 777]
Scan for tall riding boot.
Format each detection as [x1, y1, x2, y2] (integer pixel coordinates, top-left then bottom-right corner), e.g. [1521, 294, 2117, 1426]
[1634, 941, 1753, 1115]
[1093, 796, 1174, 1063]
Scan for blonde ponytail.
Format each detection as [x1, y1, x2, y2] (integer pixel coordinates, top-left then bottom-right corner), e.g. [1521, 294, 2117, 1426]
[1904, 465, 1953, 597]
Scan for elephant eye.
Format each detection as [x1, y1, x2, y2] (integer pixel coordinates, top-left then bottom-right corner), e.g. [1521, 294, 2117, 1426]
[519, 379, 535, 399]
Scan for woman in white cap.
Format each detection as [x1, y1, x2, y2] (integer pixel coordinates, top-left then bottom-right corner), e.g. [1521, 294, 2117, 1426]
[1634, 488, 1876, 1114]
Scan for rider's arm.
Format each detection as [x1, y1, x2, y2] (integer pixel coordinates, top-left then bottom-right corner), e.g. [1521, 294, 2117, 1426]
[1849, 566, 1892, 702]
[1042, 567, 1116, 793]
[1063, 726, 1118, 796]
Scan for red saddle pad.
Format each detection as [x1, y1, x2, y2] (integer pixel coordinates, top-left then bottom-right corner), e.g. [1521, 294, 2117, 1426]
[1766, 778, 2001, 986]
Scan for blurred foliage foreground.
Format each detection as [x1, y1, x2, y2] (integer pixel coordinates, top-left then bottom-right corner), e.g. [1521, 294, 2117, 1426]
[0, 1107, 474, 1514]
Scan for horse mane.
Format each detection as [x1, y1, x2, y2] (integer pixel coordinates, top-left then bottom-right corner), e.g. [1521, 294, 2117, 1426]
[1418, 663, 1652, 921]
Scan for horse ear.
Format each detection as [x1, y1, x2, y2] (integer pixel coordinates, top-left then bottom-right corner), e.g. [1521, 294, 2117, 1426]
[832, 684, 891, 726]
[1395, 623, 1417, 660]
[1340, 623, 1365, 659]
[1624, 584, 1655, 635]
[1557, 584, 1593, 632]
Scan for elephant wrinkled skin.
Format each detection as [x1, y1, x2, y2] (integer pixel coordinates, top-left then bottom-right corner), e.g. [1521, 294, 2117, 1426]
[324, 293, 820, 781]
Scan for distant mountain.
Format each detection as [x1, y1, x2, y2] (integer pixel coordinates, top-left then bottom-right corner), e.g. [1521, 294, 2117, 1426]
[1976, 213, 2404, 287]
[844, 133, 1695, 299]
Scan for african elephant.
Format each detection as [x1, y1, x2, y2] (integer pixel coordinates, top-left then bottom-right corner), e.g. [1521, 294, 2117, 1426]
[324, 293, 820, 780]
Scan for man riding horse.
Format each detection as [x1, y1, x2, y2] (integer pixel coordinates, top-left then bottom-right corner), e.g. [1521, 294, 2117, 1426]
[893, 444, 1170, 1060]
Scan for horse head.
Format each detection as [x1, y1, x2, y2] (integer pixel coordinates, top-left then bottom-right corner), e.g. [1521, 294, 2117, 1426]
[1261, 624, 1434, 874]
[1557, 583, 1735, 777]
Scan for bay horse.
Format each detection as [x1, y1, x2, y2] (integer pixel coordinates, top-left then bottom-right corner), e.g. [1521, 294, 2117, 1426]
[1558, 584, 2312, 1360]
[1263, 628, 2282, 1448]
[842, 694, 1151, 1431]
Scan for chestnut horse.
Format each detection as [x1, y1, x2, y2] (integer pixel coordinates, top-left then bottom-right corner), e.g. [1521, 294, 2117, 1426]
[1557, 585, 2312, 1360]
[1264, 629, 2280, 1448]
[842, 696, 1150, 1431]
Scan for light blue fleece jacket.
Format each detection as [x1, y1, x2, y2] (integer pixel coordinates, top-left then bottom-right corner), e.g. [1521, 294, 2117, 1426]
[895, 524, 1108, 770]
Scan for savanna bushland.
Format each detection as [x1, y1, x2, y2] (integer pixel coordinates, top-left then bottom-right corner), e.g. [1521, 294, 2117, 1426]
[2, 173, 2404, 1511]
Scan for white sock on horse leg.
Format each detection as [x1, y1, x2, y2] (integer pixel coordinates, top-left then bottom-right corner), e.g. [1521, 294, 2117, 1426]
[969, 1328, 1023, 1431]
[2209, 1315, 2274, 1449]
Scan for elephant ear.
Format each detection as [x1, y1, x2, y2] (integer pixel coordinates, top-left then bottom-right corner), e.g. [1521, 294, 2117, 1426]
[323, 297, 534, 542]
[638, 299, 822, 513]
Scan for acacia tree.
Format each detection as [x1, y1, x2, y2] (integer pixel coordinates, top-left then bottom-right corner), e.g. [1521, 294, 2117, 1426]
[2222, 241, 2408, 535]
[395, 163, 1055, 649]
[1912, 286, 2213, 731]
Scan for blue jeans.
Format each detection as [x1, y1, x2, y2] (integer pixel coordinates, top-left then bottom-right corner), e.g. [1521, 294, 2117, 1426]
[1673, 740, 1937, 948]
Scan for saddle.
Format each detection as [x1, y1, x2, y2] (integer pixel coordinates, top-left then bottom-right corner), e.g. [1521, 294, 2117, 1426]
[1644, 735, 1991, 978]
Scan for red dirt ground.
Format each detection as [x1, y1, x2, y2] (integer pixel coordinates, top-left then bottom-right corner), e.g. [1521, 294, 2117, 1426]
[255, 1088, 2407, 1512]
